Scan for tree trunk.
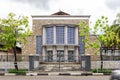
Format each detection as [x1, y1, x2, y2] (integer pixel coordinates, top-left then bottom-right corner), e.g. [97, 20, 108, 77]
[13, 47, 18, 71]
[100, 47, 103, 69]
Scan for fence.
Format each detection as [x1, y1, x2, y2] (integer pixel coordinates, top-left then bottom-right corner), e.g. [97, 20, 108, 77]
[0, 62, 29, 72]
[0, 54, 29, 62]
[0, 54, 39, 72]
[91, 61, 120, 70]
[90, 55, 120, 70]
[0, 54, 120, 71]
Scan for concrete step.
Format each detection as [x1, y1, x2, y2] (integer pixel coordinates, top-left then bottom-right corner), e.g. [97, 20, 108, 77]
[39, 62, 81, 71]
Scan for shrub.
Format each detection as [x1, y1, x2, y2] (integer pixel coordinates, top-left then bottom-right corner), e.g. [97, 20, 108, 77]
[8, 69, 26, 75]
[92, 69, 112, 75]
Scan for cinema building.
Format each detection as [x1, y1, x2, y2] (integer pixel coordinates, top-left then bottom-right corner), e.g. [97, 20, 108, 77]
[22, 11, 92, 62]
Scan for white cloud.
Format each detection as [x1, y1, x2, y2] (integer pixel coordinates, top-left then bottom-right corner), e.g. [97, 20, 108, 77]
[48, 0, 117, 25]
[105, 0, 120, 10]
[0, 0, 119, 26]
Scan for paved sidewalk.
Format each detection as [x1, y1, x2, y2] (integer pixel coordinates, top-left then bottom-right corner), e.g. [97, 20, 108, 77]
[0, 76, 110, 80]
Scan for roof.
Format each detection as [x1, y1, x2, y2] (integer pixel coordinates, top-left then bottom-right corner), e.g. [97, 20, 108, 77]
[52, 11, 70, 15]
[32, 11, 90, 19]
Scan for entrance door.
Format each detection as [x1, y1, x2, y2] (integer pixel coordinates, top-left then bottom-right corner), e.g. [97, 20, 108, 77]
[47, 51, 53, 62]
[57, 50, 64, 62]
[68, 51, 74, 62]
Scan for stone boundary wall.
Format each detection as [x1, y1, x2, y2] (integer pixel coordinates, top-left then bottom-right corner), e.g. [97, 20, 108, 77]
[0, 61, 39, 70]
[91, 61, 120, 69]
[0, 61, 120, 70]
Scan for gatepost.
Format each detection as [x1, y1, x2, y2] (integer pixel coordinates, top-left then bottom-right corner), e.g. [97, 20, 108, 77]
[29, 54, 39, 71]
[81, 54, 91, 71]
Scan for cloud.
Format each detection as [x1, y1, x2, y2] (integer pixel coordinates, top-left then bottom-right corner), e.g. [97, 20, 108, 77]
[11, 0, 50, 10]
[105, 0, 120, 10]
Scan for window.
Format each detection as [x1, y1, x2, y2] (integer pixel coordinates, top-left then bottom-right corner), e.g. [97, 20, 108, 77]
[56, 26, 64, 44]
[46, 27, 53, 44]
[79, 36, 85, 54]
[68, 27, 75, 44]
[36, 36, 42, 54]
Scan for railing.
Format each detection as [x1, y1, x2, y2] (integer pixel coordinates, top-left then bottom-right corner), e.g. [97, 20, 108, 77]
[39, 54, 81, 62]
[0, 54, 29, 62]
[90, 55, 120, 61]
[0, 61, 29, 72]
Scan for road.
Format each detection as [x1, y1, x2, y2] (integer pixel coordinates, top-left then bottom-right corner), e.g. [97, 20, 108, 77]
[0, 76, 110, 80]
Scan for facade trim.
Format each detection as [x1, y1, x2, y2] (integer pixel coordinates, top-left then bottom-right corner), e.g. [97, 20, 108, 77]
[32, 16, 90, 20]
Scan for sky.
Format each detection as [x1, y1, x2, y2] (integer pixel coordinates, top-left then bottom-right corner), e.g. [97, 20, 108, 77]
[0, 0, 120, 26]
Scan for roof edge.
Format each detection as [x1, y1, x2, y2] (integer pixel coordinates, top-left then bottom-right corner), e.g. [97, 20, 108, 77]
[32, 15, 91, 18]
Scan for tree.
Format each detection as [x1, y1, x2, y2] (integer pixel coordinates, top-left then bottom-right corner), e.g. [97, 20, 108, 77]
[79, 16, 116, 69]
[111, 13, 120, 48]
[113, 13, 120, 24]
[0, 13, 32, 70]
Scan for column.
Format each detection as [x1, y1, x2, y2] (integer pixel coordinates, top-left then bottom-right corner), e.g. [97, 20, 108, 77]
[75, 27, 78, 45]
[43, 27, 46, 45]
[53, 46, 57, 62]
[64, 46, 68, 62]
[75, 47, 79, 62]
[53, 26, 56, 44]
[65, 26, 68, 44]
[42, 46, 46, 62]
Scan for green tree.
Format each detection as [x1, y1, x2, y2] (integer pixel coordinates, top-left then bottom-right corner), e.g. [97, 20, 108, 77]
[79, 16, 116, 69]
[113, 13, 120, 24]
[111, 13, 120, 48]
[0, 13, 32, 70]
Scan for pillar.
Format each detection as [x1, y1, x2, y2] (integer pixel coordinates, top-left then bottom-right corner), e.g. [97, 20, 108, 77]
[53, 26, 56, 44]
[65, 26, 68, 44]
[75, 47, 79, 62]
[42, 46, 46, 62]
[43, 27, 46, 45]
[64, 46, 68, 62]
[53, 46, 57, 62]
[75, 27, 78, 45]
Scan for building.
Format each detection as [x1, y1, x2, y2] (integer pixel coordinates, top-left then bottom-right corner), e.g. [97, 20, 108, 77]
[22, 11, 93, 62]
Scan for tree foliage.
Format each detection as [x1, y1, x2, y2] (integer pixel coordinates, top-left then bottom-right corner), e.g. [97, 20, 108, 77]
[0, 13, 32, 50]
[0, 12, 32, 70]
[79, 16, 117, 54]
[79, 15, 120, 69]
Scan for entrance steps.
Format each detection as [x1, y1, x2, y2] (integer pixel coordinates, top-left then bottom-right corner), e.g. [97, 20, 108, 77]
[38, 62, 81, 71]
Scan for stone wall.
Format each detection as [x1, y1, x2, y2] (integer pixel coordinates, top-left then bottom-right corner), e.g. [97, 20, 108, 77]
[0, 61, 120, 70]
[0, 62, 29, 70]
[91, 61, 120, 69]
[22, 19, 89, 55]
[0, 61, 39, 70]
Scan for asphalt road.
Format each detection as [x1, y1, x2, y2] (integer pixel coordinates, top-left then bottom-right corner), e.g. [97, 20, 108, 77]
[0, 76, 110, 80]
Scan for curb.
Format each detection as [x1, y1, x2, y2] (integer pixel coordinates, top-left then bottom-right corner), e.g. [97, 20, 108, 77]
[1, 72, 106, 76]
[0, 73, 5, 76]
[5, 73, 16, 76]
[92, 73, 104, 76]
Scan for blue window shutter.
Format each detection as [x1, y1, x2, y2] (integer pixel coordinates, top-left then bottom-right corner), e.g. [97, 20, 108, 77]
[36, 36, 42, 54]
[79, 36, 85, 54]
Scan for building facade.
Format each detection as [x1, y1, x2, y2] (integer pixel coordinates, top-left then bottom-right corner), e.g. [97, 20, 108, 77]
[22, 11, 93, 62]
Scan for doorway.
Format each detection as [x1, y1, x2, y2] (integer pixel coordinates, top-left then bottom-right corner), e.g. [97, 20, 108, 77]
[57, 50, 64, 62]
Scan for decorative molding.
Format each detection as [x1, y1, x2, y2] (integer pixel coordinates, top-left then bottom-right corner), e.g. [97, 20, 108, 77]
[32, 15, 90, 20]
